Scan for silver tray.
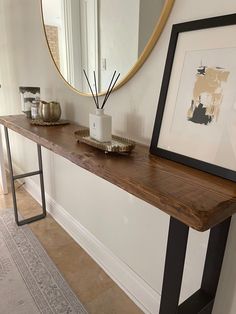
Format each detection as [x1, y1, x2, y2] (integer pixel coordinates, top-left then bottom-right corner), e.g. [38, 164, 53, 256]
[74, 128, 135, 153]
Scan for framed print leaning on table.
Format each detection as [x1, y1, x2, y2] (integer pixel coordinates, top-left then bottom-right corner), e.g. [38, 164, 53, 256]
[150, 14, 236, 182]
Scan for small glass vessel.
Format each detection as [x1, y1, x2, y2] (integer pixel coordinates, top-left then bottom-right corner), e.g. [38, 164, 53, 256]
[31, 98, 41, 120]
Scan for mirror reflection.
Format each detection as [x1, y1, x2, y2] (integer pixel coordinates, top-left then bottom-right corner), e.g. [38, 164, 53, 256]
[41, 0, 167, 94]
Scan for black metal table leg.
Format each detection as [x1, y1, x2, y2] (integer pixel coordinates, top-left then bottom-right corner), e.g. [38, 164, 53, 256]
[4, 126, 46, 226]
[37, 143, 47, 219]
[159, 216, 231, 314]
[200, 217, 231, 309]
[159, 217, 189, 314]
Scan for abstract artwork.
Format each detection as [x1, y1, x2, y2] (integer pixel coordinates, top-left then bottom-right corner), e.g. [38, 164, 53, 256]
[187, 64, 229, 125]
[150, 14, 236, 182]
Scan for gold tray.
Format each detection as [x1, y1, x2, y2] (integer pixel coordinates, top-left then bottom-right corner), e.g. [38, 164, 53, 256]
[30, 119, 70, 126]
[74, 128, 136, 153]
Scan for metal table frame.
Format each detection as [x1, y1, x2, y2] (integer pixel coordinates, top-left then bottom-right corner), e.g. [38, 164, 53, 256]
[4, 126, 46, 226]
[159, 217, 231, 314]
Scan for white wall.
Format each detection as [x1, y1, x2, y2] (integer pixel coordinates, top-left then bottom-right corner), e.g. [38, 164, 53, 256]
[0, 0, 236, 313]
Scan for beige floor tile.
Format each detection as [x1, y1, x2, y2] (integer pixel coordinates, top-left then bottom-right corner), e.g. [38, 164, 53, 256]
[46, 241, 114, 304]
[0, 181, 144, 313]
[86, 285, 144, 314]
[30, 215, 75, 250]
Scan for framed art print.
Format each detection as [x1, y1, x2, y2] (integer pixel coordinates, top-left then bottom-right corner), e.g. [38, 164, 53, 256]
[150, 14, 236, 182]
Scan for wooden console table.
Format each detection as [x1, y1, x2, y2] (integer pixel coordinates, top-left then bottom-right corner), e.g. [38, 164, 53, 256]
[0, 114, 235, 314]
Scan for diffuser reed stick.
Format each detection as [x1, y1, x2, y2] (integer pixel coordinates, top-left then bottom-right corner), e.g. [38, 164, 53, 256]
[93, 71, 99, 108]
[83, 70, 99, 109]
[101, 72, 120, 109]
[83, 69, 120, 109]
[101, 70, 116, 109]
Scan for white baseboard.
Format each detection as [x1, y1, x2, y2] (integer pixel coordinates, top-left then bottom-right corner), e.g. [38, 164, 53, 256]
[12, 164, 161, 313]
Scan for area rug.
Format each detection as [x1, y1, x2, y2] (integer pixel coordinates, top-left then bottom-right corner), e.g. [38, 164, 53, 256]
[0, 209, 88, 314]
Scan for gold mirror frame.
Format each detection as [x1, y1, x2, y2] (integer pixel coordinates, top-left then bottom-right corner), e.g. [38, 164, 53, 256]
[40, 0, 175, 97]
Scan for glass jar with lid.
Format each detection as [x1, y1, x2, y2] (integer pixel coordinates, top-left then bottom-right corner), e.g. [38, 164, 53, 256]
[31, 98, 41, 120]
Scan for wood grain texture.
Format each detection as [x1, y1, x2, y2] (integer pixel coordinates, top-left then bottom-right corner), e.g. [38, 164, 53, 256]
[1, 115, 235, 231]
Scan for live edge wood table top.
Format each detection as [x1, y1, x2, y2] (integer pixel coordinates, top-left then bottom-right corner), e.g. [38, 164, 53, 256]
[1, 115, 236, 232]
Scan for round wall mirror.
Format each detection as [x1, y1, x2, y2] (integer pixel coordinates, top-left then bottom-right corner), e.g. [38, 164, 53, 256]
[41, 0, 174, 96]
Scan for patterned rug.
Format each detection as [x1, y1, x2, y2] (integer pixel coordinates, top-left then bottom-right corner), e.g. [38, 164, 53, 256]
[0, 209, 88, 314]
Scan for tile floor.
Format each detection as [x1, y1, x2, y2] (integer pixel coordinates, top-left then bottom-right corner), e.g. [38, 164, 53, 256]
[0, 180, 143, 314]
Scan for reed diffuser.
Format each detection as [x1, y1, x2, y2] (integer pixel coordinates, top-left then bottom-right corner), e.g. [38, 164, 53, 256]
[83, 70, 120, 142]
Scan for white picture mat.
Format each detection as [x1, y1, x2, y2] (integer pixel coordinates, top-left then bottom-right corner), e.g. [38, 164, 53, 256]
[158, 25, 236, 171]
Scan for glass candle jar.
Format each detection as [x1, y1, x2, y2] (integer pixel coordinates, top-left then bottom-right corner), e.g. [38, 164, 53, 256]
[31, 99, 41, 120]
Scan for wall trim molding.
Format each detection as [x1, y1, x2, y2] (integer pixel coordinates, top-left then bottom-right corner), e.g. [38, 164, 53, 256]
[12, 163, 161, 314]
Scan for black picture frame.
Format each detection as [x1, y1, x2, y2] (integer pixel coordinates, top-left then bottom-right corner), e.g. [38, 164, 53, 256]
[150, 13, 236, 182]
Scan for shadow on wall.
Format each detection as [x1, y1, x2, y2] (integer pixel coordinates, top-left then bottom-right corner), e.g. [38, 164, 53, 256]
[213, 214, 236, 314]
[116, 110, 149, 144]
[63, 102, 76, 122]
